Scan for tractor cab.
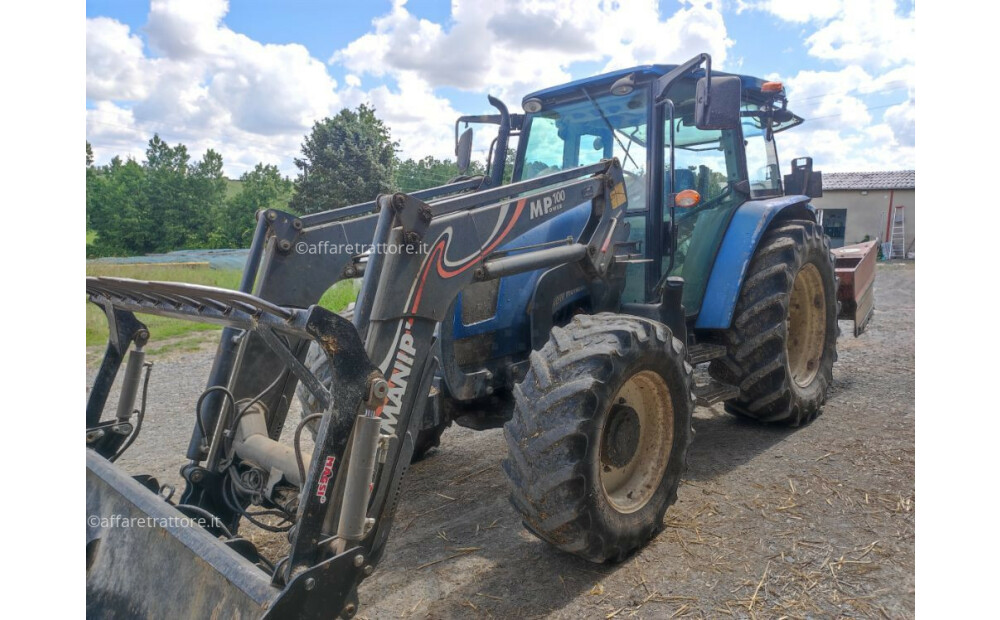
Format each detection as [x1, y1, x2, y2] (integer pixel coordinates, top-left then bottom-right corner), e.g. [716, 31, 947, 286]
[509, 60, 808, 319]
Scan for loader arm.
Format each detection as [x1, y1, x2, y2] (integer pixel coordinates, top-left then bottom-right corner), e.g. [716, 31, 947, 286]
[187, 176, 486, 476]
[350, 159, 632, 566]
[85, 159, 634, 618]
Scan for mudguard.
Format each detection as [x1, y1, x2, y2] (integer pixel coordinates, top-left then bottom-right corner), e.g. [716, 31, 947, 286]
[695, 195, 814, 330]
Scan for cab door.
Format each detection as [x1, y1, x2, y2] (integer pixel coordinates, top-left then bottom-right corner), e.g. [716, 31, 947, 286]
[661, 116, 745, 316]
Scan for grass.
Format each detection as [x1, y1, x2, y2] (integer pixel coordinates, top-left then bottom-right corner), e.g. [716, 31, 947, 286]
[86, 262, 357, 347]
[225, 178, 243, 199]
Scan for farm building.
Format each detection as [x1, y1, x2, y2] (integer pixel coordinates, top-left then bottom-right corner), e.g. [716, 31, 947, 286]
[812, 170, 915, 257]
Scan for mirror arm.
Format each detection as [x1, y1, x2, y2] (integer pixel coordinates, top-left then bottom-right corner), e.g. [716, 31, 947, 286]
[653, 53, 710, 104]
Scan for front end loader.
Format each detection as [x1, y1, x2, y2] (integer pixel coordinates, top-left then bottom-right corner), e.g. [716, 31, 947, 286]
[87, 158, 641, 618]
[86, 53, 877, 617]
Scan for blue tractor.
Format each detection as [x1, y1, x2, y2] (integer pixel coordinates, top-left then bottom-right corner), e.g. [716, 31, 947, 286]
[86, 54, 873, 617]
[292, 54, 856, 556]
[431, 59, 837, 432]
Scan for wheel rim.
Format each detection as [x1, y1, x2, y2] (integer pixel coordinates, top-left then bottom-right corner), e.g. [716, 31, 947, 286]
[786, 262, 826, 388]
[598, 370, 674, 514]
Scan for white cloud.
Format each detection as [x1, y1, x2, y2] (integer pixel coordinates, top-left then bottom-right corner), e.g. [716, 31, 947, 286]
[87, 0, 343, 175]
[783, 66, 875, 130]
[333, 0, 732, 103]
[805, 0, 914, 69]
[329, 0, 732, 160]
[741, 0, 914, 172]
[884, 99, 915, 147]
[776, 122, 912, 173]
[86, 102, 147, 164]
[86, 0, 911, 177]
[772, 65, 914, 171]
[738, 0, 842, 23]
[86, 17, 150, 100]
[862, 63, 914, 95]
[599, 0, 733, 73]
[342, 72, 463, 161]
[88, 0, 736, 174]
[144, 0, 230, 59]
[747, 0, 914, 69]
[140, 0, 342, 136]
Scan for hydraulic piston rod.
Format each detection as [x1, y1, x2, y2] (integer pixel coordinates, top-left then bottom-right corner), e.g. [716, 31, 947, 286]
[336, 414, 382, 550]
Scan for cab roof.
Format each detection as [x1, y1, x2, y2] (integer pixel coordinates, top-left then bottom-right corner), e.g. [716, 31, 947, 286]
[522, 64, 771, 106]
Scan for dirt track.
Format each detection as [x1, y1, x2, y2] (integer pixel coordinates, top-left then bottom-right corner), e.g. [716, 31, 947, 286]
[92, 262, 914, 618]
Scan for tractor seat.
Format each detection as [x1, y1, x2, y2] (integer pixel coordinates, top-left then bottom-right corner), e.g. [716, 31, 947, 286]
[665, 168, 696, 195]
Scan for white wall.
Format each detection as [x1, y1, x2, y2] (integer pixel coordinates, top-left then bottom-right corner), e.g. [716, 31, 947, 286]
[812, 188, 915, 255]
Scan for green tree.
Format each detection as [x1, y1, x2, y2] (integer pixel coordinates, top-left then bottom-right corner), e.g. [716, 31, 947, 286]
[86, 142, 97, 232]
[87, 136, 230, 255]
[144, 134, 193, 251]
[502, 144, 516, 184]
[188, 148, 228, 246]
[89, 156, 153, 255]
[290, 104, 397, 214]
[395, 155, 490, 192]
[396, 156, 460, 192]
[215, 164, 293, 247]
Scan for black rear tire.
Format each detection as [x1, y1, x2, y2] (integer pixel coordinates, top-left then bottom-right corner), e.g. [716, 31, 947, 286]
[502, 313, 694, 563]
[708, 219, 838, 426]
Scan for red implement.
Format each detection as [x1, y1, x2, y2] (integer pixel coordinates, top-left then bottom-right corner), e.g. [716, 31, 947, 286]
[831, 240, 878, 336]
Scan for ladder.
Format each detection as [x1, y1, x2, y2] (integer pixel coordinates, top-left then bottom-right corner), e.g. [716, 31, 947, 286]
[888, 205, 906, 259]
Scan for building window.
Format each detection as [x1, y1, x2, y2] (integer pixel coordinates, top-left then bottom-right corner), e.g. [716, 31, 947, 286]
[820, 209, 847, 248]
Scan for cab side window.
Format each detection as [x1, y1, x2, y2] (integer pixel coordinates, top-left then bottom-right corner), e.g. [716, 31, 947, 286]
[664, 117, 743, 314]
[742, 104, 782, 197]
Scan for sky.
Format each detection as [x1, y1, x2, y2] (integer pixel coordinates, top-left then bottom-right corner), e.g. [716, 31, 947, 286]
[85, 0, 915, 178]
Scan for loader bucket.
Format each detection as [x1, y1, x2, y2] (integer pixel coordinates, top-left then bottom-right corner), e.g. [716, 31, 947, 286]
[86, 450, 275, 618]
[831, 239, 878, 336]
[87, 444, 366, 618]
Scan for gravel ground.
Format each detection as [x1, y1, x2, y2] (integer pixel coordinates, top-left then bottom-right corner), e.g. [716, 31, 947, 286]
[88, 261, 915, 619]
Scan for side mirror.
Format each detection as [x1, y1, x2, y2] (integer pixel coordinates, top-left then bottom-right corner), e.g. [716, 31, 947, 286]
[456, 127, 473, 173]
[695, 75, 741, 130]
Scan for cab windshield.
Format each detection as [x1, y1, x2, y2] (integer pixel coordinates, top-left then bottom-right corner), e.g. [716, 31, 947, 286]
[518, 88, 650, 212]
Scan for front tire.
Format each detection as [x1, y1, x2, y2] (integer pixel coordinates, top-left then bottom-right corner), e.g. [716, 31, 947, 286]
[502, 314, 694, 563]
[708, 219, 838, 426]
